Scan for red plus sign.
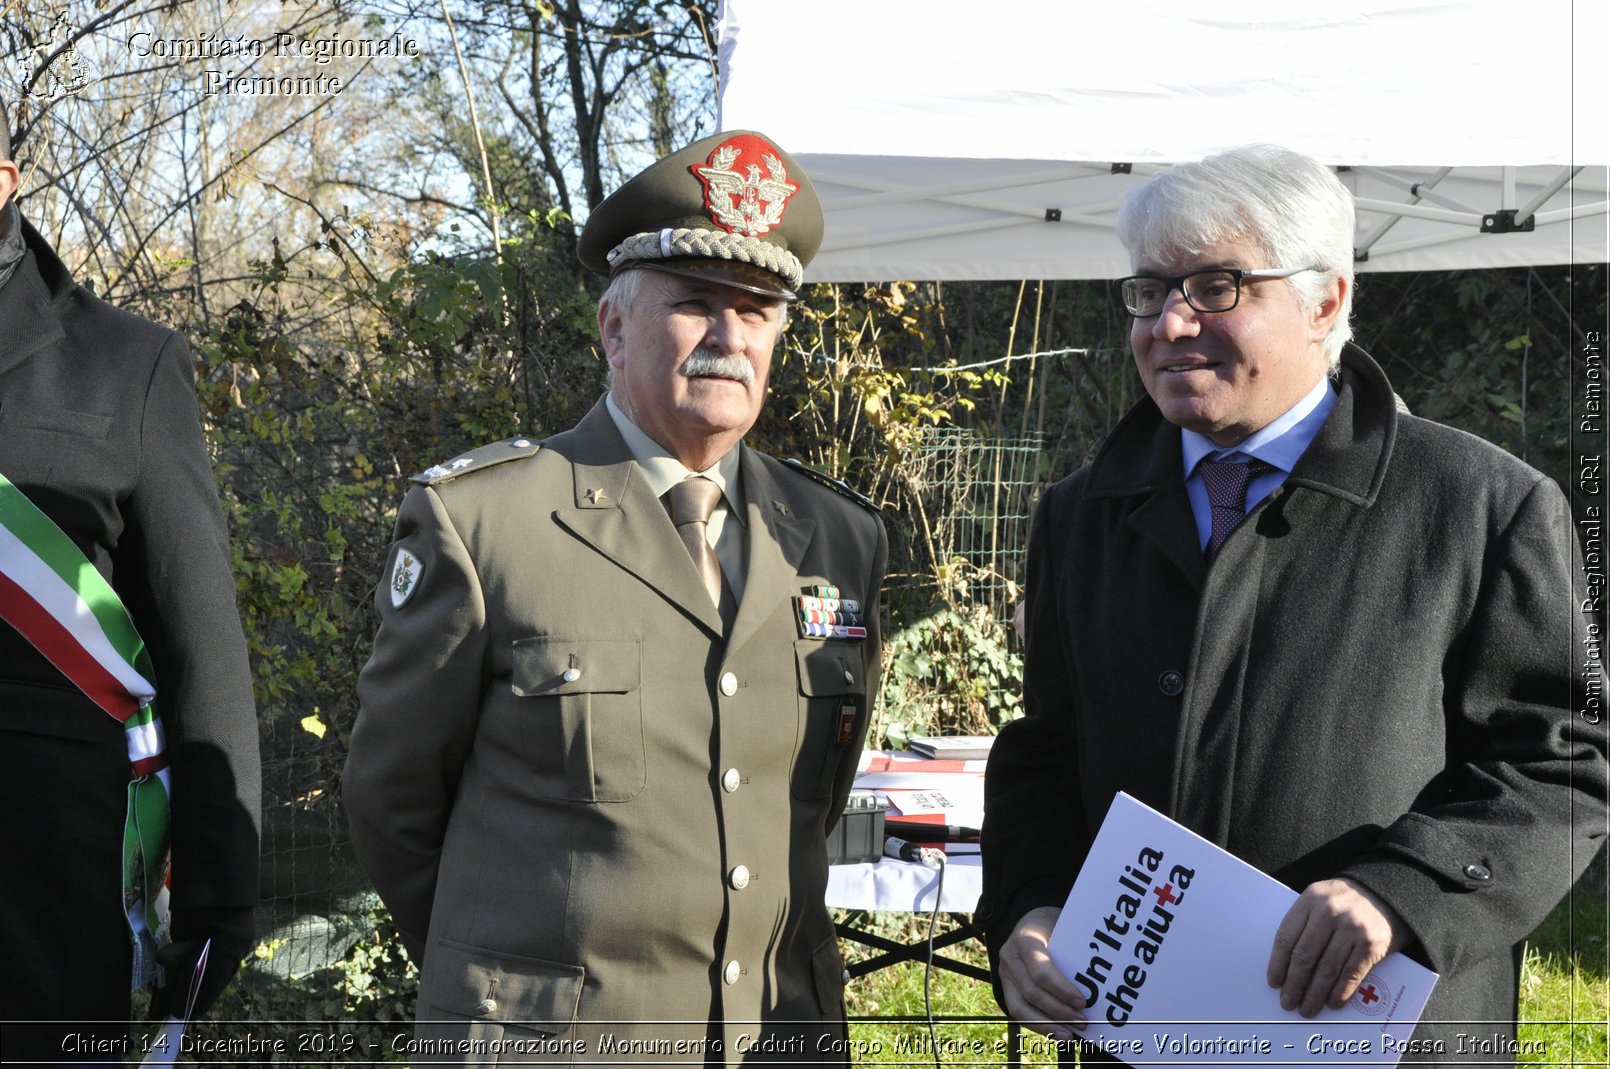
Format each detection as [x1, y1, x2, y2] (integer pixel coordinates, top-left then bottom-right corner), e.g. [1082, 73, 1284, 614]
[1153, 883, 1178, 906]
[1358, 985, 1380, 1004]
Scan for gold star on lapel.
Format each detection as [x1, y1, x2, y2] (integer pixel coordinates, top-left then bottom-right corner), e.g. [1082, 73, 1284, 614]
[586, 487, 608, 504]
[772, 499, 791, 516]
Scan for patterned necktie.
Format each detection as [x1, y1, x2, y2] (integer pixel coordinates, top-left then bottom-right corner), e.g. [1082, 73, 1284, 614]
[1197, 457, 1276, 559]
[670, 476, 726, 609]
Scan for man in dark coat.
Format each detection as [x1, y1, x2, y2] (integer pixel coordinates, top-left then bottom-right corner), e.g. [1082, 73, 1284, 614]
[0, 105, 259, 1059]
[344, 130, 886, 1063]
[978, 144, 1606, 1061]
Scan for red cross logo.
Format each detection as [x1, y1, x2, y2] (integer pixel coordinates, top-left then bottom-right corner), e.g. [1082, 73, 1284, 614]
[1353, 972, 1391, 1016]
[1153, 883, 1178, 906]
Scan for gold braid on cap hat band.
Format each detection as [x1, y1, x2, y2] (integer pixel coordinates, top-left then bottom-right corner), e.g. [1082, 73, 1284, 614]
[607, 227, 804, 292]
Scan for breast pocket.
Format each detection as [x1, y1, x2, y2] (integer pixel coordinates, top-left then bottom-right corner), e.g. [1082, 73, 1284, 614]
[792, 640, 866, 801]
[0, 406, 115, 490]
[510, 637, 644, 802]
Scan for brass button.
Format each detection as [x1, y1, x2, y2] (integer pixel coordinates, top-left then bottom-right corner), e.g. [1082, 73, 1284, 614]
[723, 960, 742, 985]
[474, 997, 497, 1016]
[728, 865, 751, 890]
[720, 672, 739, 696]
[722, 768, 742, 793]
[562, 667, 582, 683]
[842, 669, 855, 685]
[1464, 863, 1492, 881]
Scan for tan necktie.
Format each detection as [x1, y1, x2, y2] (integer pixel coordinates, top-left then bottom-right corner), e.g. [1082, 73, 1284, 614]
[670, 476, 726, 610]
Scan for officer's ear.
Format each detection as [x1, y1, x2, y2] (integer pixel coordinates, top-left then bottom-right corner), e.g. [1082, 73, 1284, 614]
[598, 294, 628, 370]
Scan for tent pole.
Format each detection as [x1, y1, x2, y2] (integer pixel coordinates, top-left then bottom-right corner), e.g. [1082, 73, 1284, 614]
[1514, 167, 1582, 226]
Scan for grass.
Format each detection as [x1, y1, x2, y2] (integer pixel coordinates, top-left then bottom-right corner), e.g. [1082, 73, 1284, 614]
[842, 912, 1052, 1066]
[842, 890, 1609, 1066]
[1518, 889, 1608, 1064]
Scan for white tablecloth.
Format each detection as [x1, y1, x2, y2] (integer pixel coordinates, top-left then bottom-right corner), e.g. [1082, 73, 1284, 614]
[825, 854, 983, 913]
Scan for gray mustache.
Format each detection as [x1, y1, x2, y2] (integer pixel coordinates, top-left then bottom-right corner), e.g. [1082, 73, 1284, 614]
[682, 351, 755, 385]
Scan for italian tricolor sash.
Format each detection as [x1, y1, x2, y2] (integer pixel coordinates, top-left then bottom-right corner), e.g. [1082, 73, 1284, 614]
[0, 472, 172, 990]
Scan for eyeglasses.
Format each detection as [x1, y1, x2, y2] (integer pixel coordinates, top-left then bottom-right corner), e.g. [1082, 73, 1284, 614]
[1117, 267, 1318, 318]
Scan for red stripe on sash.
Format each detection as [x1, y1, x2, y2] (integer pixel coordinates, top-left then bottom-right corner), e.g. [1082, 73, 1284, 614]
[131, 754, 169, 776]
[0, 570, 140, 722]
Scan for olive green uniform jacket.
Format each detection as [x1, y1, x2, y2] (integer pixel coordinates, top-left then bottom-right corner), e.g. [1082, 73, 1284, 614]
[345, 401, 886, 1064]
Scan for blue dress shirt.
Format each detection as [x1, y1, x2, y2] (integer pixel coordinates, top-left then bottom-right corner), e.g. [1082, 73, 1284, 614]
[1181, 377, 1338, 552]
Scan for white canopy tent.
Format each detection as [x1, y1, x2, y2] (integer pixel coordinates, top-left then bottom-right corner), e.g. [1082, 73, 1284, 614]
[717, 0, 1608, 282]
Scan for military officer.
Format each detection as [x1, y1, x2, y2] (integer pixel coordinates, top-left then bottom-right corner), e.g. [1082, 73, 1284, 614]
[344, 129, 887, 1064]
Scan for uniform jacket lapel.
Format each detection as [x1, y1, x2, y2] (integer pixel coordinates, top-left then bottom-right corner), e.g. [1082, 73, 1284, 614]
[553, 402, 724, 635]
[727, 445, 816, 657]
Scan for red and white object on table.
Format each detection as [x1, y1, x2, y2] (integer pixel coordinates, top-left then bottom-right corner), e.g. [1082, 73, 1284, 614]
[826, 751, 988, 911]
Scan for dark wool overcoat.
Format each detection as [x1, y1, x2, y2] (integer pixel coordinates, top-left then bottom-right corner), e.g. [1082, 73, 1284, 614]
[978, 345, 1606, 1064]
[0, 214, 259, 1054]
[345, 401, 887, 1065]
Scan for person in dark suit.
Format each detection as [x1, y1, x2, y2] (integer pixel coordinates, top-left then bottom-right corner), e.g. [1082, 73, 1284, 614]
[978, 144, 1606, 1060]
[0, 104, 259, 1058]
[344, 130, 886, 1062]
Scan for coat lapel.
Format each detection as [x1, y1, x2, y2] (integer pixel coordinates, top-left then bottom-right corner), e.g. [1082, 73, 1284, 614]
[1281, 347, 1396, 508]
[552, 403, 723, 635]
[0, 240, 67, 380]
[1126, 482, 1206, 591]
[727, 447, 816, 657]
[1086, 407, 1207, 589]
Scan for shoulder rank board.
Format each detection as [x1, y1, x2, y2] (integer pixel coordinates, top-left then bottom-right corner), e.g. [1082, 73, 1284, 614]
[781, 458, 880, 512]
[411, 436, 541, 486]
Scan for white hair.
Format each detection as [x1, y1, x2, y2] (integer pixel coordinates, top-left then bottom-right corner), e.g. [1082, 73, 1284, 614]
[599, 266, 790, 325]
[1116, 144, 1356, 368]
[600, 265, 649, 316]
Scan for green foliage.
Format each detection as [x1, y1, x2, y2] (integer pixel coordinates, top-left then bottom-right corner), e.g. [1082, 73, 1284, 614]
[334, 908, 419, 1023]
[1360, 265, 1604, 496]
[170, 906, 418, 1065]
[878, 600, 1023, 748]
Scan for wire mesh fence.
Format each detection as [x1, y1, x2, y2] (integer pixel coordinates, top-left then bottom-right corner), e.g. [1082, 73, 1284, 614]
[913, 427, 1051, 625]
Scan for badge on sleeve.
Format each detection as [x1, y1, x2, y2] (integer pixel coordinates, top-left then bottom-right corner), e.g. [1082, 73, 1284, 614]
[390, 548, 423, 608]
